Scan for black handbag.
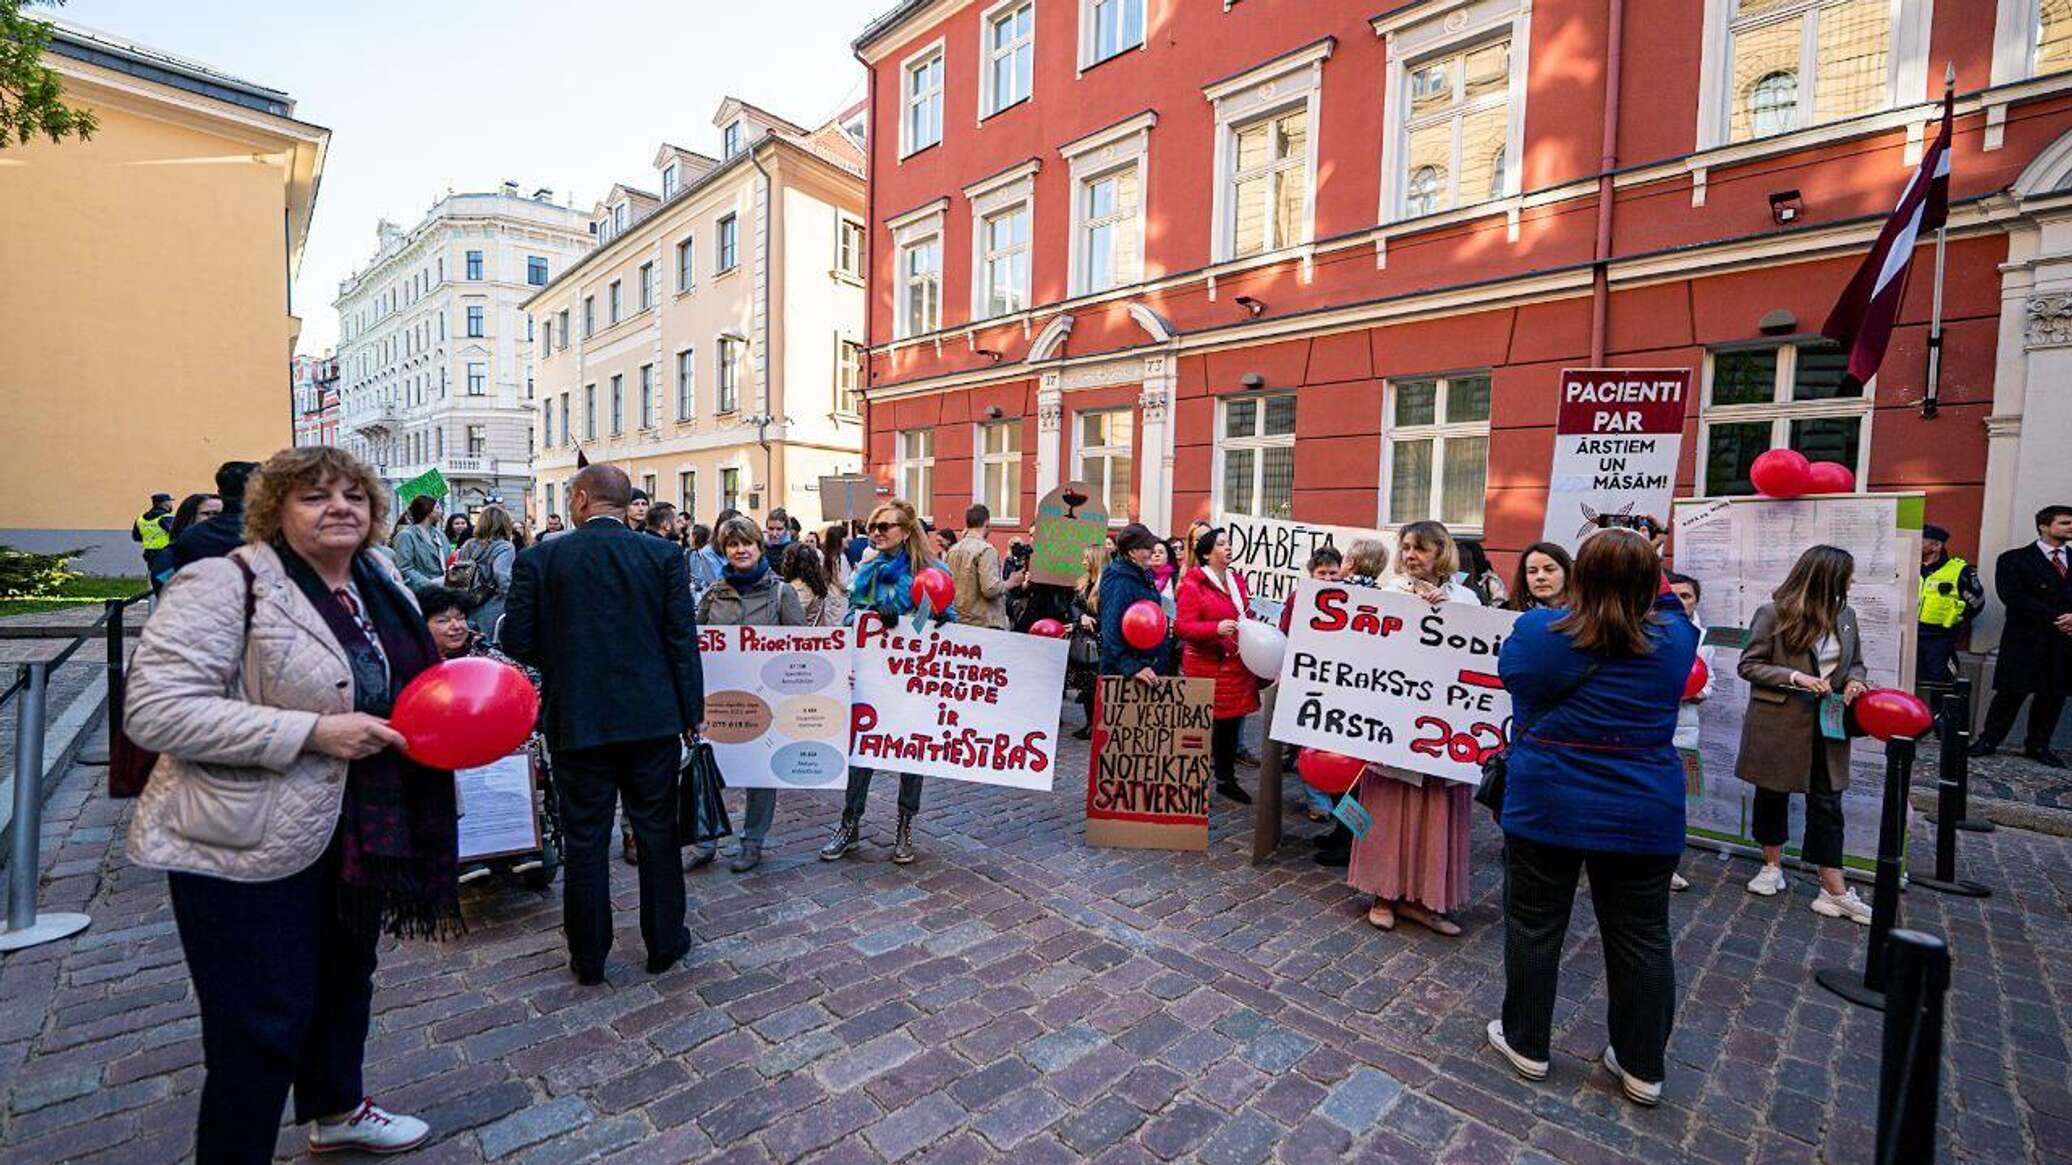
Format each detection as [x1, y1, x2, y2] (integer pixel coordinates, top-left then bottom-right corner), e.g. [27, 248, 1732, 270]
[1476, 660, 1599, 823]
[678, 740, 733, 846]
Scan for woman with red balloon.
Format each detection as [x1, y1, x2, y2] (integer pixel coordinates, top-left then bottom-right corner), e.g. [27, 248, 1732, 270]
[123, 447, 455, 1161]
[1175, 526, 1261, 805]
[820, 499, 952, 866]
[1097, 525, 1176, 688]
[1735, 545, 1874, 925]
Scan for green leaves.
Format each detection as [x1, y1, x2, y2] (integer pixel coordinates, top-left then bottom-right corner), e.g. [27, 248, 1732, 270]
[0, 1, 98, 149]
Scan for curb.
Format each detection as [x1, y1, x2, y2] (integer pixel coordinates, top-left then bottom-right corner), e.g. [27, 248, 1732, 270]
[1909, 787, 2072, 839]
[0, 673, 108, 868]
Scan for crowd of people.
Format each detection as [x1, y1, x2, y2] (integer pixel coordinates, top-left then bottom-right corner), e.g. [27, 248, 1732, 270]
[117, 448, 2072, 1157]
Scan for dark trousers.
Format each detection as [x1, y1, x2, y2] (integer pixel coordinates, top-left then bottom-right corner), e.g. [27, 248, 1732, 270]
[1916, 627, 1960, 712]
[553, 736, 687, 971]
[1211, 717, 1243, 788]
[1751, 731, 1845, 869]
[1979, 687, 2067, 754]
[843, 766, 922, 819]
[1500, 834, 1678, 1083]
[168, 832, 376, 1165]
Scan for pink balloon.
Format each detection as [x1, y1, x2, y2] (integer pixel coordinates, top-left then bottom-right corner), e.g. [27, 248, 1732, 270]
[1749, 448, 1812, 499]
[1805, 461, 1856, 493]
[1028, 618, 1068, 638]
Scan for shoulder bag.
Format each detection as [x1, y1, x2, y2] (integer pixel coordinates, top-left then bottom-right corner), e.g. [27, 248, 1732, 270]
[1474, 659, 1600, 824]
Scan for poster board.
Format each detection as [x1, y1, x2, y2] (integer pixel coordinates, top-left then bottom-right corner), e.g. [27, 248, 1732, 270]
[455, 751, 541, 861]
[698, 625, 853, 789]
[1029, 482, 1108, 586]
[1269, 581, 1519, 787]
[397, 467, 449, 508]
[1541, 369, 1690, 551]
[1220, 513, 1390, 609]
[851, 614, 1068, 789]
[1672, 493, 1922, 873]
[817, 475, 880, 522]
[1086, 676, 1213, 850]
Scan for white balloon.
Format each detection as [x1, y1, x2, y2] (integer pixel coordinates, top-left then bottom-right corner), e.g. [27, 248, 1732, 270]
[1237, 619, 1287, 680]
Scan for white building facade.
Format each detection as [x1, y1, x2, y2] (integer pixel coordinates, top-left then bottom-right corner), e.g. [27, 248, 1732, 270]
[333, 185, 591, 518]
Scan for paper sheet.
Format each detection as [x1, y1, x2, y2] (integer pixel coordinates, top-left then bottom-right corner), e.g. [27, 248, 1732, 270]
[456, 752, 539, 860]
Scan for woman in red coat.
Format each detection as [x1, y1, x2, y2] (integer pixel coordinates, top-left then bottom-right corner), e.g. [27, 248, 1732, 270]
[1176, 526, 1261, 804]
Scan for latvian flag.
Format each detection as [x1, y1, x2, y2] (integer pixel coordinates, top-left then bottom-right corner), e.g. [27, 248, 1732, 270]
[1820, 90, 1954, 389]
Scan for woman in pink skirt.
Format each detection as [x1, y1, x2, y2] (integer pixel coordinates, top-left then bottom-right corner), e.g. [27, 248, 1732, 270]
[1345, 520, 1480, 935]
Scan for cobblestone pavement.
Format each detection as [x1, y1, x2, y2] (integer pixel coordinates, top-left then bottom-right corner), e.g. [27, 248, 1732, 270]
[2, 716, 2069, 1164]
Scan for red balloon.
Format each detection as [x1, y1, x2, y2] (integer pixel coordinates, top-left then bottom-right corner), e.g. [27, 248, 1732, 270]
[1749, 448, 1812, 499]
[909, 567, 956, 615]
[1805, 461, 1856, 493]
[1298, 749, 1367, 797]
[1852, 688, 1932, 741]
[1028, 618, 1068, 638]
[390, 658, 539, 770]
[1120, 600, 1168, 650]
[1683, 654, 1710, 701]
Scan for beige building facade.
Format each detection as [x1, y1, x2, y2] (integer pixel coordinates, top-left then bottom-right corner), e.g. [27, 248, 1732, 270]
[527, 99, 868, 530]
[0, 22, 326, 574]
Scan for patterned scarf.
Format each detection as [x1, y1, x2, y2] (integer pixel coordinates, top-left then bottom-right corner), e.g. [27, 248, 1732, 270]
[848, 551, 916, 623]
[275, 540, 461, 939]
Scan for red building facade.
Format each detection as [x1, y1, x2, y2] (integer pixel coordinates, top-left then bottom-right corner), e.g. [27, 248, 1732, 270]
[853, 0, 2072, 647]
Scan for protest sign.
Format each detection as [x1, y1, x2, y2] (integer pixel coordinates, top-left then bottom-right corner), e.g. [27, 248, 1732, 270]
[397, 467, 449, 507]
[1219, 513, 1389, 608]
[698, 625, 852, 790]
[455, 751, 540, 860]
[851, 614, 1067, 789]
[1029, 481, 1108, 586]
[1085, 676, 1213, 850]
[1270, 580, 1519, 786]
[817, 474, 879, 521]
[1541, 368, 1690, 551]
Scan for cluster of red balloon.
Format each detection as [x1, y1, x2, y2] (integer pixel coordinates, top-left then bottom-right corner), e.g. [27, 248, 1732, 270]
[391, 658, 538, 770]
[1749, 448, 1855, 498]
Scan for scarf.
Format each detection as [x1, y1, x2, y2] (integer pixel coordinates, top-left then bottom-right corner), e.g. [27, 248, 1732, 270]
[1152, 562, 1177, 592]
[275, 540, 461, 940]
[849, 551, 915, 622]
[722, 556, 772, 590]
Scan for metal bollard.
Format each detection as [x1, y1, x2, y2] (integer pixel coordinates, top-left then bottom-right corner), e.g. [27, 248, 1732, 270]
[1929, 678, 1994, 833]
[0, 662, 92, 951]
[1876, 930, 1951, 1165]
[104, 597, 128, 751]
[1911, 684, 1991, 897]
[1815, 736, 1913, 1010]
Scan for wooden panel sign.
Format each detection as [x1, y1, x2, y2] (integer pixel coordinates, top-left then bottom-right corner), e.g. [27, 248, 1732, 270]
[1085, 675, 1213, 850]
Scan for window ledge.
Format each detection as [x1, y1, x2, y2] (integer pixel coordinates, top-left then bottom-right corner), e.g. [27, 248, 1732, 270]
[715, 265, 740, 280]
[676, 286, 697, 299]
[830, 269, 864, 287]
[898, 140, 942, 164]
[979, 95, 1031, 124]
[1076, 41, 1146, 79]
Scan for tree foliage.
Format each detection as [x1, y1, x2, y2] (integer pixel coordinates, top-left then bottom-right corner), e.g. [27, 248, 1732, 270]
[0, 544, 83, 599]
[0, 0, 96, 149]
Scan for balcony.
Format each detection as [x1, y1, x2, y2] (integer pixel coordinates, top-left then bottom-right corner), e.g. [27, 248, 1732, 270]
[384, 455, 505, 484]
[345, 397, 401, 434]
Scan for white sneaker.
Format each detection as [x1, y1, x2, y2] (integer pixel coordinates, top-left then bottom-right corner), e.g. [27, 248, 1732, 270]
[310, 1099, 429, 1155]
[1745, 864, 1787, 896]
[1602, 1044, 1662, 1106]
[1670, 873, 1690, 892]
[1812, 887, 1873, 925]
[1485, 1019, 1549, 1081]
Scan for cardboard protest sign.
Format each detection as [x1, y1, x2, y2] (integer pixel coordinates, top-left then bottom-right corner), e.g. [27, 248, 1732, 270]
[1085, 676, 1213, 850]
[1541, 368, 1690, 551]
[397, 467, 449, 507]
[1270, 580, 1519, 786]
[697, 625, 853, 789]
[1219, 513, 1390, 608]
[851, 614, 1067, 789]
[817, 474, 879, 521]
[1029, 481, 1108, 586]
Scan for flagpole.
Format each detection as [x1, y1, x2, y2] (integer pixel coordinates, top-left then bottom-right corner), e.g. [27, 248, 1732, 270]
[1924, 63, 1954, 420]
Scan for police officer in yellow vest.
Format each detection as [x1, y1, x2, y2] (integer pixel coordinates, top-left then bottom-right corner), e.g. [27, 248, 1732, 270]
[1918, 523, 1984, 710]
[132, 492, 173, 573]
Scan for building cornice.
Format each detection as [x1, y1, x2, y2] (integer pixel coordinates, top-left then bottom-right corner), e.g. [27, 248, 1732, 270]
[1201, 36, 1337, 102]
[963, 158, 1042, 201]
[1059, 109, 1160, 159]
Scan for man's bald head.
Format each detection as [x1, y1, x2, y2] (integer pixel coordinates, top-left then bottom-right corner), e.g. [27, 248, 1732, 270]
[568, 464, 633, 524]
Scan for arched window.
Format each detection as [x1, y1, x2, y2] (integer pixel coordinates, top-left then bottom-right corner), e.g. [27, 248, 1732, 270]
[1487, 147, 1508, 200]
[1747, 70, 1798, 137]
[1407, 165, 1445, 217]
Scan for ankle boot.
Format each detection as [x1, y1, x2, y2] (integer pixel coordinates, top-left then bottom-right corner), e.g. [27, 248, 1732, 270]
[891, 809, 918, 865]
[818, 815, 860, 861]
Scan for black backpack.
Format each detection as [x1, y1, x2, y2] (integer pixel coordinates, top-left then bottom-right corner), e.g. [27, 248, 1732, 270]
[445, 539, 501, 603]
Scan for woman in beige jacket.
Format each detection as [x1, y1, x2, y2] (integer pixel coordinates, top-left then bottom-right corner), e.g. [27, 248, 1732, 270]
[1735, 544, 1871, 925]
[126, 447, 458, 1162]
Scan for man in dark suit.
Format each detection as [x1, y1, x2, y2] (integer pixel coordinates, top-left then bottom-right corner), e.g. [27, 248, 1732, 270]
[502, 464, 704, 983]
[168, 461, 258, 572]
[1972, 504, 2072, 768]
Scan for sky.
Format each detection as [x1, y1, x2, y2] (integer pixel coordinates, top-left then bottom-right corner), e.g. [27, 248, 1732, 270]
[59, 0, 881, 355]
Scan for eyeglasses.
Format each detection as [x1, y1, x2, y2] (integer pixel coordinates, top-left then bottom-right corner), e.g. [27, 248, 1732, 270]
[869, 521, 897, 534]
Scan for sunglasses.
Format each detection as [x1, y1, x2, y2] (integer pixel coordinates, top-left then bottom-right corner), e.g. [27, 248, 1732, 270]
[869, 521, 897, 534]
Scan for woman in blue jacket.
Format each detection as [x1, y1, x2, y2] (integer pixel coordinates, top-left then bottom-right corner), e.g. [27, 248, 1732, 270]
[1488, 528, 1697, 1109]
[1098, 524, 1175, 682]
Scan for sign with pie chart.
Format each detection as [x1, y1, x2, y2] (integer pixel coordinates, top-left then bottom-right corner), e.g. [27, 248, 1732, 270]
[697, 626, 852, 788]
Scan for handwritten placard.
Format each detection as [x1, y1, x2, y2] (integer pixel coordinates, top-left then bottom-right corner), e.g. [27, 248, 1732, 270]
[1220, 513, 1390, 607]
[850, 614, 1067, 789]
[1085, 676, 1214, 850]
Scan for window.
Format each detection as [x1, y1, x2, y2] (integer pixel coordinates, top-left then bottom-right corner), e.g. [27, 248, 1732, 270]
[559, 393, 570, 446]
[582, 297, 595, 337]
[466, 305, 485, 338]
[836, 339, 863, 415]
[467, 363, 486, 396]
[546, 482, 557, 519]
[1078, 165, 1141, 294]
[1083, 0, 1145, 67]
[610, 374, 625, 434]
[543, 398, 555, 447]
[643, 473, 657, 501]
[1227, 108, 1310, 258]
[608, 280, 623, 325]
[717, 215, 738, 272]
[615, 204, 629, 234]
[677, 238, 695, 291]
[437, 313, 446, 341]
[557, 309, 570, 349]
[679, 471, 696, 517]
[1396, 37, 1514, 218]
[979, 205, 1030, 318]
[983, 1, 1034, 117]
[721, 467, 741, 512]
[541, 319, 553, 353]
[904, 46, 945, 156]
[527, 256, 549, 286]
[899, 234, 942, 337]
[662, 163, 680, 198]
[584, 384, 597, 440]
[640, 262, 656, 311]
[639, 364, 656, 428]
[1701, 342, 1866, 495]
[895, 429, 935, 518]
[837, 219, 865, 279]
[1076, 409, 1133, 520]
[1709, 0, 1925, 146]
[718, 337, 741, 412]
[1384, 374, 1490, 528]
[467, 424, 487, 455]
[724, 121, 744, 159]
[1217, 394, 1296, 519]
[676, 348, 696, 420]
[466, 250, 484, 280]
[2003, 0, 2072, 79]
[976, 420, 1023, 521]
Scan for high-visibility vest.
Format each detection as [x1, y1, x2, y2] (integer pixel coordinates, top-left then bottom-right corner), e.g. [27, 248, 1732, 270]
[135, 511, 171, 552]
[1919, 557, 1968, 629]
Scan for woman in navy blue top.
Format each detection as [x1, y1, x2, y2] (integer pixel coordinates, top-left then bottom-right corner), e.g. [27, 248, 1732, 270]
[1487, 528, 1697, 1109]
